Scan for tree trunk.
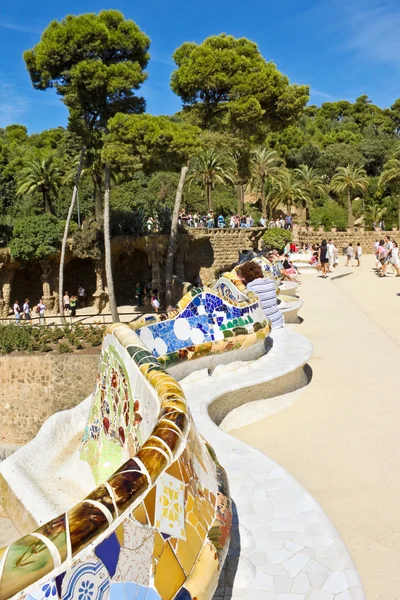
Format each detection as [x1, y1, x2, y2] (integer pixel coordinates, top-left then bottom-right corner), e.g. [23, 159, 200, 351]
[95, 176, 103, 222]
[236, 184, 242, 216]
[165, 165, 189, 310]
[103, 163, 119, 323]
[43, 190, 51, 214]
[261, 178, 266, 219]
[58, 146, 86, 315]
[347, 190, 354, 230]
[206, 182, 212, 211]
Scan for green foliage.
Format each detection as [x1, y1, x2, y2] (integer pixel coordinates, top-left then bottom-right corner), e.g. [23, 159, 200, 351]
[0, 323, 106, 354]
[309, 199, 348, 230]
[72, 220, 103, 260]
[10, 214, 62, 261]
[104, 113, 202, 171]
[262, 228, 292, 251]
[171, 34, 309, 135]
[24, 10, 150, 136]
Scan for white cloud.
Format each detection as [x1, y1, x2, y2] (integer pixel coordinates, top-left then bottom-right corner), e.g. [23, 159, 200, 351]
[311, 88, 335, 100]
[0, 82, 29, 127]
[0, 21, 41, 34]
[342, 1, 400, 66]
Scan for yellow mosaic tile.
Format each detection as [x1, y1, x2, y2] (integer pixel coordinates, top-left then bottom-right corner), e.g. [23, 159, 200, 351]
[166, 461, 184, 482]
[143, 486, 157, 526]
[175, 522, 204, 575]
[131, 502, 148, 525]
[154, 538, 185, 600]
[152, 531, 165, 562]
[184, 542, 221, 600]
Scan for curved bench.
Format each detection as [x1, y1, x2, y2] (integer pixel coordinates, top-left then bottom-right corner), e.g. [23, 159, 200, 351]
[278, 295, 304, 324]
[0, 325, 231, 600]
[180, 329, 366, 599]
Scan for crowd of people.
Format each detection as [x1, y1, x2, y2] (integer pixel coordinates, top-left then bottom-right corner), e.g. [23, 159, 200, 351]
[178, 210, 293, 230]
[374, 235, 400, 276]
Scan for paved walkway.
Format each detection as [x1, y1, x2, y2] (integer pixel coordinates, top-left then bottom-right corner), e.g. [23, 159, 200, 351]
[234, 257, 400, 600]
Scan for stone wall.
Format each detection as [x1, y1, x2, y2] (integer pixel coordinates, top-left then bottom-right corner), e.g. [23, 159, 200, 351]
[0, 353, 100, 445]
[184, 228, 264, 283]
[297, 229, 400, 253]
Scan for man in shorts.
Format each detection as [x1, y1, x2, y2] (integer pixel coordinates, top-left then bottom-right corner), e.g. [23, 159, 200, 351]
[22, 298, 31, 324]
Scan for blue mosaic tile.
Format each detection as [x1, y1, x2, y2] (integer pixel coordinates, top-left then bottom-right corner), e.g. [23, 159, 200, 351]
[94, 532, 120, 577]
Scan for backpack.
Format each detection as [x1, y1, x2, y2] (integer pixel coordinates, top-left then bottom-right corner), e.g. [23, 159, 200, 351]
[35, 305, 40, 314]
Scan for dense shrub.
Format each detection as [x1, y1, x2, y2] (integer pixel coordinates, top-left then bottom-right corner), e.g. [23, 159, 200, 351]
[309, 199, 348, 231]
[0, 323, 106, 355]
[263, 228, 292, 251]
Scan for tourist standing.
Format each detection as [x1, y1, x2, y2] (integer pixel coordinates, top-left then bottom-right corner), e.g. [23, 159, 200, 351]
[135, 282, 143, 306]
[13, 300, 21, 326]
[327, 239, 335, 271]
[23, 298, 31, 324]
[36, 299, 46, 325]
[78, 284, 86, 308]
[355, 243, 362, 267]
[70, 295, 77, 317]
[217, 214, 225, 228]
[285, 214, 293, 230]
[260, 216, 266, 228]
[151, 289, 160, 313]
[63, 291, 70, 315]
[319, 239, 329, 278]
[345, 243, 354, 267]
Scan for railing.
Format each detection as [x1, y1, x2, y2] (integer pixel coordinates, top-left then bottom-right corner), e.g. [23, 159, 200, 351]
[0, 310, 167, 328]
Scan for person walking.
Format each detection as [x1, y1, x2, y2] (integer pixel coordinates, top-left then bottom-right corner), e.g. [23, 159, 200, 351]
[355, 242, 362, 267]
[319, 239, 329, 278]
[345, 243, 354, 267]
[36, 299, 46, 325]
[13, 300, 21, 326]
[23, 298, 32, 324]
[381, 235, 400, 277]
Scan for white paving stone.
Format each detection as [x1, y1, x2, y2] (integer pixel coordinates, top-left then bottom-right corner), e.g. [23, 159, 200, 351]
[291, 572, 311, 594]
[282, 553, 310, 578]
[322, 573, 349, 594]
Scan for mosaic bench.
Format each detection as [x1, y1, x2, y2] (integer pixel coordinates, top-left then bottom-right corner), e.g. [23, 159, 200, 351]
[130, 285, 271, 380]
[0, 324, 231, 600]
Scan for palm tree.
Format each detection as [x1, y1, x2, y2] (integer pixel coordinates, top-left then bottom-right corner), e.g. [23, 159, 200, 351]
[278, 170, 312, 215]
[330, 165, 370, 230]
[364, 203, 387, 229]
[187, 149, 232, 211]
[294, 164, 326, 223]
[17, 153, 60, 213]
[249, 148, 285, 219]
[379, 157, 400, 229]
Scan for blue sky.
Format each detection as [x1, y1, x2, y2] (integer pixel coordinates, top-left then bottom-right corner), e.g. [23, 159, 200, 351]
[1, 0, 400, 132]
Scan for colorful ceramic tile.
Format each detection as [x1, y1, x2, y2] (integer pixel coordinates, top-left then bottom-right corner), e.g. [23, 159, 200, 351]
[184, 543, 220, 600]
[61, 559, 110, 600]
[154, 541, 185, 600]
[114, 517, 154, 585]
[94, 533, 120, 578]
[155, 472, 185, 540]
